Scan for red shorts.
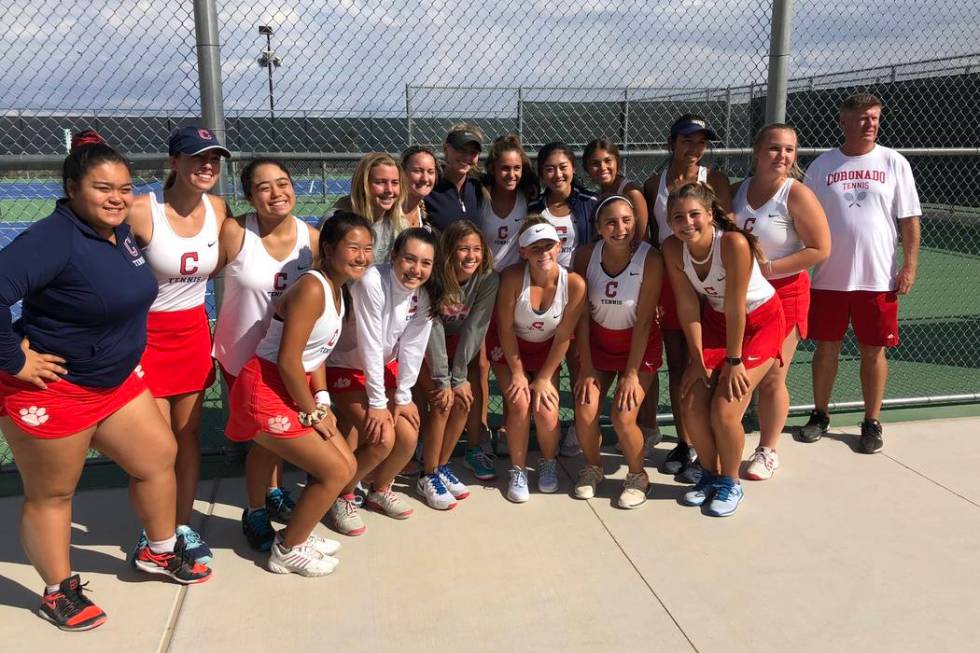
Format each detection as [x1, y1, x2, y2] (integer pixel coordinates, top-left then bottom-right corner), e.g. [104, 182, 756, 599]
[701, 295, 785, 370]
[326, 361, 399, 394]
[808, 289, 900, 347]
[770, 272, 810, 339]
[589, 320, 662, 374]
[226, 357, 315, 442]
[659, 279, 682, 331]
[0, 367, 147, 439]
[142, 306, 216, 397]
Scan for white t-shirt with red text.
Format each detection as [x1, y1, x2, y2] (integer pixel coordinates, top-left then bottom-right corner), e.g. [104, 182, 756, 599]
[804, 145, 920, 292]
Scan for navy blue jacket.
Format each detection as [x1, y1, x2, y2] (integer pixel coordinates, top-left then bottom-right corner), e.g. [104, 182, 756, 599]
[0, 201, 158, 387]
[528, 186, 599, 245]
[424, 176, 484, 231]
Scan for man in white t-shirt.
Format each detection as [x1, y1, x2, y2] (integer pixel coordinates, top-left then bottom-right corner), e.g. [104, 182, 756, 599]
[798, 93, 921, 453]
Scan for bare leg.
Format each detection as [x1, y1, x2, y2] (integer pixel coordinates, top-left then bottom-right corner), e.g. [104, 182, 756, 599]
[162, 392, 204, 524]
[638, 373, 660, 431]
[494, 363, 531, 468]
[680, 373, 718, 473]
[441, 359, 482, 466]
[417, 369, 449, 475]
[532, 370, 563, 460]
[332, 394, 395, 494]
[709, 362, 776, 479]
[757, 329, 800, 449]
[372, 412, 420, 490]
[574, 371, 615, 468]
[812, 339, 843, 413]
[859, 344, 888, 420]
[611, 372, 655, 474]
[245, 444, 281, 509]
[3, 418, 94, 585]
[467, 345, 491, 448]
[664, 330, 691, 445]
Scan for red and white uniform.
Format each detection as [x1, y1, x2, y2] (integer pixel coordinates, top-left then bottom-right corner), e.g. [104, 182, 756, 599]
[326, 264, 433, 408]
[212, 214, 313, 386]
[733, 177, 811, 337]
[226, 271, 345, 441]
[140, 194, 219, 397]
[586, 241, 662, 373]
[541, 206, 577, 268]
[804, 145, 920, 292]
[479, 194, 528, 271]
[488, 264, 568, 372]
[681, 230, 783, 370]
[653, 166, 707, 329]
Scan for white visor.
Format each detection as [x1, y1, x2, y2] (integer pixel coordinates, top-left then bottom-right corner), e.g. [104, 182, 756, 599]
[519, 223, 561, 248]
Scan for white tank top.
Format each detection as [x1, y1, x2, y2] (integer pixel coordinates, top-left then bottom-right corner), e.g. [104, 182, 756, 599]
[653, 166, 708, 244]
[682, 229, 774, 313]
[732, 178, 802, 278]
[480, 194, 528, 271]
[541, 206, 577, 268]
[212, 214, 314, 376]
[513, 264, 568, 343]
[142, 193, 219, 312]
[587, 241, 651, 330]
[256, 271, 344, 373]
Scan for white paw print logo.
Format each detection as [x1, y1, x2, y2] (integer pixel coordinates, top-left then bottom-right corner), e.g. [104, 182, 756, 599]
[490, 346, 503, 362]
[19, 406, 49, 427]
[267, 416, 291, 433]
[134, 364, 145, 378]
[334, 377, 351, 389]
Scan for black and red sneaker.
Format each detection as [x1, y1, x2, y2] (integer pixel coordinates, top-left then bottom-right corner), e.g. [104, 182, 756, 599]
[38, 574, 108, 631]
[133, 534, 213, 584]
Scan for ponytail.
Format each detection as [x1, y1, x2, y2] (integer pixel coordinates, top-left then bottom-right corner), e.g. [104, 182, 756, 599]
[666, 181, 765, 264]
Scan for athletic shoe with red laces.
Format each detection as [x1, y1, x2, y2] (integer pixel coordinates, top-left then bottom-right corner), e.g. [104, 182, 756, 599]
[38, 575, 107, 632]
[133, 534, 213, 584]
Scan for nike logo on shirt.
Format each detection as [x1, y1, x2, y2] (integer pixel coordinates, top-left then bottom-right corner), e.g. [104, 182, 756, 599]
[207, 241, 216, 247]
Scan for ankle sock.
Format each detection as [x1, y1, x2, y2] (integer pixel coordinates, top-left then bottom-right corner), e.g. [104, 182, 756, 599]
[148, 534, 177, 554]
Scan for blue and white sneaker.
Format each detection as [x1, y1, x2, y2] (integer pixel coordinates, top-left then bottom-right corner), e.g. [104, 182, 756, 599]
[130, 530, 149, 564]
[265, 487, 296, 522]
[680, 467, 716, 507]
[242, 507, 276, 552]
[463, 446, 497, 481]
[437, 464, 470, 499]
[537, 458, 559, 493]
[176, 524, 213, 565]
[417, 473, 457, 511]
[706, 477, 744, 517]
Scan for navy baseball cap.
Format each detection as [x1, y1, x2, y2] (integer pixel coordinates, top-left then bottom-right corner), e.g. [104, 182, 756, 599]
[669, 118, 720, 142]
[168, 126, 231, 157]
[445, 128, 483, 151]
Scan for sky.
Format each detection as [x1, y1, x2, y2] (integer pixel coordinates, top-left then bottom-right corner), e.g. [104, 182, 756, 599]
[0, 0, 976, 117]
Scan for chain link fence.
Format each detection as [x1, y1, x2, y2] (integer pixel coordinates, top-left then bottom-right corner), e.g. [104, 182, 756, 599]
[1, 1, 978, 468]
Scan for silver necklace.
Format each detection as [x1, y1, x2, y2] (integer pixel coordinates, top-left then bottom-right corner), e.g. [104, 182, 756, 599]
[689, 227, 716, 265]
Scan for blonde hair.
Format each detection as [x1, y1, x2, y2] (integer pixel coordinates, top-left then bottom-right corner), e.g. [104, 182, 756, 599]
[350, 152, 405, 232]
[437, 219, 493, 312]
[752, 123, 804, 181]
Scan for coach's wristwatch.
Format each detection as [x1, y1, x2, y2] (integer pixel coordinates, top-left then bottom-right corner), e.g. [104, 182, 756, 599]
[724, 356, 743, 366]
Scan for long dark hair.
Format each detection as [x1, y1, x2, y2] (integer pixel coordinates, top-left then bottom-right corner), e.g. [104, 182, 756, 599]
[240, 157, 293, 200]
[391, 227, 443, 317]
[482, 133, 539, 201]
[536, 141, 589, 197]
[320, 210, 375, 321]
[437, 220, 493, 312]
[62, 130, 130, 197]
[666, 181, 764, 263]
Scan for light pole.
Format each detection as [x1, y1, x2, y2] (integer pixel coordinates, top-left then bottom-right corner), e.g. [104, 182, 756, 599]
[257, 25, 282, 143]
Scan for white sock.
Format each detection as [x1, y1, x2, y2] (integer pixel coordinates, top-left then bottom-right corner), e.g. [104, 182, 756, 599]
[148, 534, 177, 554]
[45, 582, 62, 594]
[267, 487, 278, 495]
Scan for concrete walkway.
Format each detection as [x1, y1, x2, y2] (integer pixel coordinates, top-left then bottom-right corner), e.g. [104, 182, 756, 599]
[2, 416, 979, 652]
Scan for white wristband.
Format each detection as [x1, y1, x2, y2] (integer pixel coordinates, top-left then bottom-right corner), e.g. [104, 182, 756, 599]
[314, 390, 331, 406]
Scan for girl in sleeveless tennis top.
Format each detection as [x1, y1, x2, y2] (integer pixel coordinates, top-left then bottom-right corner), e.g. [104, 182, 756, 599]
[400, 145, 438, 230]
[572, 196, 663, 510]
[126, 126, 232, 564]
[489, 216, 586, 502]
[642, 114, 734, 482]
[226, 212, 373, 577]
[212, 158, 319, 552]
[662, 182, 785, 518]
[478, 134, 538, 272]
[733, 124, 829, 481]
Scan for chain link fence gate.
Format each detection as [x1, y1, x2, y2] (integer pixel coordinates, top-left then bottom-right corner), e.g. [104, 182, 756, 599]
[0, 0, 978, 469]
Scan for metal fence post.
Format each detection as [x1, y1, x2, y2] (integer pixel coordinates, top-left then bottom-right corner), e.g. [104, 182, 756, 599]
[765, 0, 794, 124]
[405, 84, 413, 147]
[194, 0, 226, 149]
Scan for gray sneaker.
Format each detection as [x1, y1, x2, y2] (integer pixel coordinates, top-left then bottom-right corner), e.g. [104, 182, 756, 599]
[573, 464, 604, 499]
[329, 495, 366, 536]
[366, 485, 414, 519]
[537, 458, 559, 493]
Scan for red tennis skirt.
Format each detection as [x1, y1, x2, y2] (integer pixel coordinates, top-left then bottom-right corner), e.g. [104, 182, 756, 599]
[226, 357, 315, 442]
[0, 367, 147, 439]
[769, 271, 810, 339]
[142, 306, 216, 398]
[326, 361, 399, 395]
[487, 331, 556, 375]
[589, 320, 662, 374]
[701, 295, 785, 371]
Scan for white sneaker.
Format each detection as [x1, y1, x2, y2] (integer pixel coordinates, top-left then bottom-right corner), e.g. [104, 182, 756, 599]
[560, 424, 582, 458]
[267, 537, 338, 577]
[305, 532, 342, 556]
[507, 466, 530, 503]
[537, 458, 559, 493]
[573, 464, 604, 499]
[437, 465, 470, 499]
[744, 446, 779, 481]
[618, 471, 649, 509]
[416, 473, 457, 510]
[642, 425, 663, 456]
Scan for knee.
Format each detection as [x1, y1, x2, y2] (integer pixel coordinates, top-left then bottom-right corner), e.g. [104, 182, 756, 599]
[859, 345, 886, 363]
[710, 396, 742, 432]
[507, 393, 530, 416]
[610, 409, 635, 435]
[757, 371, 785, 397]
